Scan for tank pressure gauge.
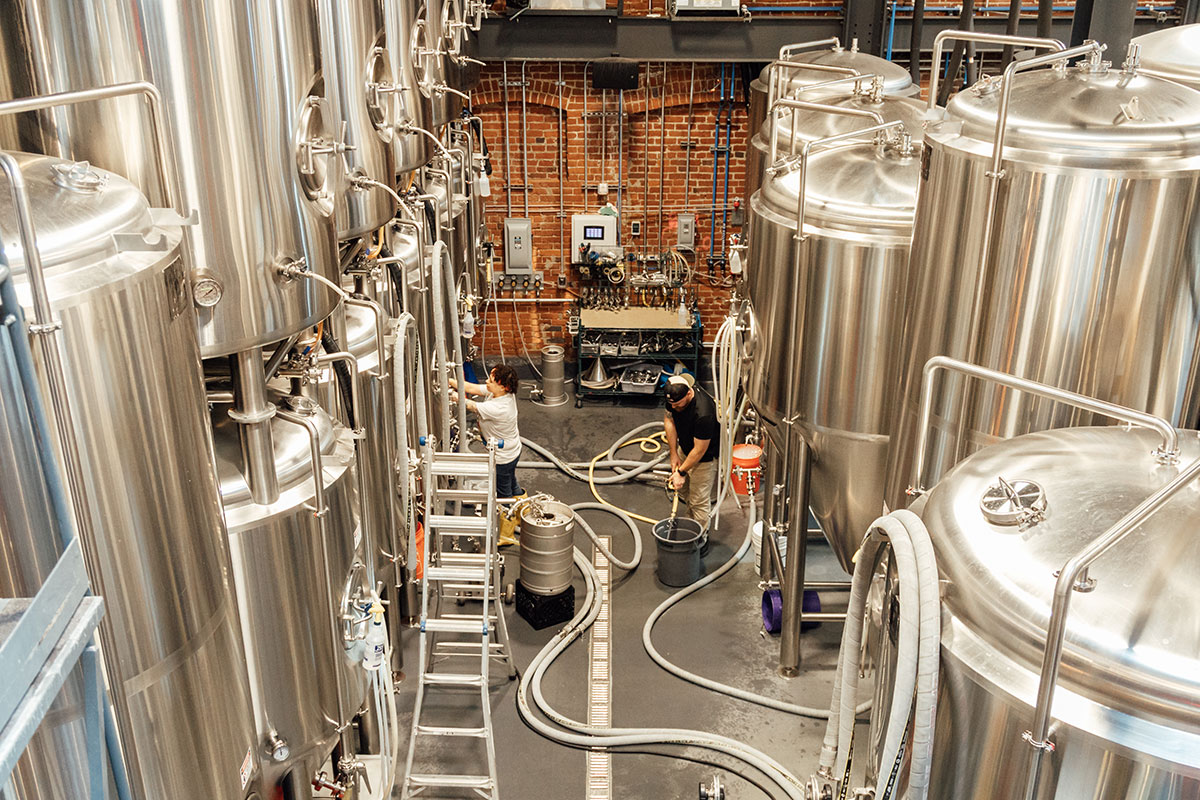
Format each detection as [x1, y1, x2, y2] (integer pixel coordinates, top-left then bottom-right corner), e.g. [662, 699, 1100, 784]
[192, 275, 224, 308]
[980, 477, 1047, 528]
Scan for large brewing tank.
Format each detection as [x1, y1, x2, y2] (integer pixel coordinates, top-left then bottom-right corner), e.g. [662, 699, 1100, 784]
[319, 0, 397, 239]
[131, 0, 342, 357]
[0, 1, 164, 204]
[748, 42, 916, 180]
[518, 500, 575, 595]
[918, 424, 1200, 798]
[0, 153, 258, 800]
[214, 397, 369, 790]
[747, 81, 925, 202]
[1131, 23, 1200, 90]
[386, 0, 436, 174]
[745, 126, 920, 571]
[886, 49, 1200, 508]
[427, 0, 467, 127]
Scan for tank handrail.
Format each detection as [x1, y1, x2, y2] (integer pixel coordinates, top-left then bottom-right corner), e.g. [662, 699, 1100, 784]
[778, 37, 840, 60]
[910, 356, 1180, 495]
[343, 296, 389, 380]
[0, 82, 185, 219]
[1023, 454, 1200, 799]
[316, 351, 365, 437]
[766, 79, 883, 168]
[391, 211, 429, 296]
[926, 31, 1066, 113]
[766, 59, 860, 114]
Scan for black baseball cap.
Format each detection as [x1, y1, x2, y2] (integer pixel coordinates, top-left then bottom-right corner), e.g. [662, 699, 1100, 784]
[664, 374, 692, 402]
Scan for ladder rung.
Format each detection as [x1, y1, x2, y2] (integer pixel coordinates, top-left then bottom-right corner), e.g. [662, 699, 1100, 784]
[436, 488, 492, 502]
[423, 672, 485, 687]
[417, 725, 489, 738]
[407, 773, 493, 789]
[444, 612, 501, 622]
[433, 641, 506, 652]
[426, 566, 489, 583]
[423, 617, 488, 634]
[430, 461, 492, 477]
[428, 514, 489, 532]
[439, 552, 491, 564]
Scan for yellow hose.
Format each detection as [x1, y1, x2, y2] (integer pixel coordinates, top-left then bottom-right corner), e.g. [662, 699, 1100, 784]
[586, 431, 671, 526]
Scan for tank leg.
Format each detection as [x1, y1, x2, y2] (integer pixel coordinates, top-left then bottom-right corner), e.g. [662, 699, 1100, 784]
[356, 704, 380, 755]
[279, 768, 309, 800]
[778, 433, 812, 678]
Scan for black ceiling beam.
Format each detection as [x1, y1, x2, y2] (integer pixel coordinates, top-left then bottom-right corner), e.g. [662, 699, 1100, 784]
[476, 10, 1179, 62]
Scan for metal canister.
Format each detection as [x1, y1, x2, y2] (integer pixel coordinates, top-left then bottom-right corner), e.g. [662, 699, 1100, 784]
[518, 500, 575, 596]
[886, 52, 1200, 507]
[540, 345, 568, 405]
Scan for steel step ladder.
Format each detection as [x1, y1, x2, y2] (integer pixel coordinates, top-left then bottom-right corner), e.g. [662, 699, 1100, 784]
[401, 438, 513, 800]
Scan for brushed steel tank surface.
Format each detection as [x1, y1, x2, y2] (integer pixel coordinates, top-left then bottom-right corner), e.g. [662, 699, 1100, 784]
[131, 0, 342, 356]
[0, 0, 165, 204]
[0, 153, 258, 800]
[319, 0, 396, 239]
[385, 0, 436, 173]
[919, 425, 1200, 798]
[215, 401, 367, 789]
[887, 62, 1200, 507]
[746, 134, 919, 570]
[426, 0, 466, 127]
[1132, 24, 1200, 90]
[518, 500, 575, 595]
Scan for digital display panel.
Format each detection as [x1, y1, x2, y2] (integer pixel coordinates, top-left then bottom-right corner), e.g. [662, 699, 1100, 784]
[583, 225, 607, 240]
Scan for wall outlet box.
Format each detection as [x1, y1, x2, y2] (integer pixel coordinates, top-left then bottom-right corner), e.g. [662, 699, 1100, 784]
[630, 220, 641, 236]
[676, 212, 696, 250]
[504, 217, 533, 274]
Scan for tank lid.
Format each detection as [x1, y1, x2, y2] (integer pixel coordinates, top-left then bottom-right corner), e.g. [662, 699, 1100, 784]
[761, 47, 915, 97]
[0, 152, 172, 274]
[923, 425, 1200, 726]
[213, 397, 346, 506]
[1132, 24, 1200, 90]
[758, 136, 919, 233]
[945, 63, 1200, 157]
[758, 92, 927, 150]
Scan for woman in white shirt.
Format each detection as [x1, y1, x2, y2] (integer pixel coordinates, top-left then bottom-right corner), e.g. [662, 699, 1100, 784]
[448, 364, 523, 497]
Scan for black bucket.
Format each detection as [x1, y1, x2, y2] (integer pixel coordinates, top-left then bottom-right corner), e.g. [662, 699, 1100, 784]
[652, 517, 703, 587]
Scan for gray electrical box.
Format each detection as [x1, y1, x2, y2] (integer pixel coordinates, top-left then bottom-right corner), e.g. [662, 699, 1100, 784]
[504, 217, 533, 274]
[677, 213, 696, 250]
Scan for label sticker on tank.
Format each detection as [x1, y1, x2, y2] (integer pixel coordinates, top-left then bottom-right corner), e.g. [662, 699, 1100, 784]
[240, 747, 253, 790]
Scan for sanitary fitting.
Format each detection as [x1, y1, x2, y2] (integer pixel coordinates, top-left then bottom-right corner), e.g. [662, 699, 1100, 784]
[265, 730, 290, 763]
[311, 771, 347, 798]
[276, 257, 309, 282]
[698, 774, 726, 800]
[1123, 42, 1142, 73]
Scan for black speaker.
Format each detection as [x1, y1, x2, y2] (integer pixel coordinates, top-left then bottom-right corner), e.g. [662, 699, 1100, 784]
[592, 58, 639, 91]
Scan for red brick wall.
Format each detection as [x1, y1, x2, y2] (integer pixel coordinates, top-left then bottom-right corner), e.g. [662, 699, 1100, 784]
[471, 61, 748, 364]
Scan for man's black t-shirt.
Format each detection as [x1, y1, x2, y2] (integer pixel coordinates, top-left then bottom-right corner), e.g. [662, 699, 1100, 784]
[669, 389, 720, 463]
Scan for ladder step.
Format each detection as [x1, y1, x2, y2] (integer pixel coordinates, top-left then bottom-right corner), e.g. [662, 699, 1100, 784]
[416, 725, 489, 738]
[427, 514, 489, 532]
[407, 773, 493, 790]
[426, 566, 489, 583]
[430, 461, 492, 477]
[424, 617, 488, 634]
[423, 672, 485, 687]
[436, 488, 492, 502]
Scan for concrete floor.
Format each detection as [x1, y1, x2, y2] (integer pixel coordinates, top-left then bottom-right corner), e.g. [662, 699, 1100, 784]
[391, 387, 868, 799]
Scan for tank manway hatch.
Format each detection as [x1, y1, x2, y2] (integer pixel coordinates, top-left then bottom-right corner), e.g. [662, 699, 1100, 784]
[980, 477, 1047, 528]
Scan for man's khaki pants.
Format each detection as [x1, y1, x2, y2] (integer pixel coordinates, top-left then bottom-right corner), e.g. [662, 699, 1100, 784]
[682, 460, 716, 529]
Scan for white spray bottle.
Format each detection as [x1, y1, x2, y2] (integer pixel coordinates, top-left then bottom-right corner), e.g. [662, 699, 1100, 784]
[363, 601, 387, 671]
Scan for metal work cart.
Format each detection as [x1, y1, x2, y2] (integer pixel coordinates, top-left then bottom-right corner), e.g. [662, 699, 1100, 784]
[573, 308, 702, 407]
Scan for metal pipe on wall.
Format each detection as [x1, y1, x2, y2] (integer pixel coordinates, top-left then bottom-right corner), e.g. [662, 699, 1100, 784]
[658, 61, 667, 254]
[644, 64, 651, 257]
[909, 0, 926, 82]
[720, 66, 731, 267]
[617, 88, 624, 220]
[503, 60, 512, 217]
[559, 61, 566, 276]
[684, 62, 696, 210]
[521, 60, 529, 219]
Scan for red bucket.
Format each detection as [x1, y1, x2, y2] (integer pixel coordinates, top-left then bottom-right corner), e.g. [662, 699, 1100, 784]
[730, 443, 762, 495]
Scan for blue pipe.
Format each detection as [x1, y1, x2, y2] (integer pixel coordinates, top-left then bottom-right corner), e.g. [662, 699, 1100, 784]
[709, 63, 722, 269]
[720, 66, 731, 268]
[886, 1, 898, 60]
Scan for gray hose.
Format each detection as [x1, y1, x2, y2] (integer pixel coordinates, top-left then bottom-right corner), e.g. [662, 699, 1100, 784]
[570, 502, 643, 572]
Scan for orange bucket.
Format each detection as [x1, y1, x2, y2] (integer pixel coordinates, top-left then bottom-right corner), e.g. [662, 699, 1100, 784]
[730, 443, 763, 495]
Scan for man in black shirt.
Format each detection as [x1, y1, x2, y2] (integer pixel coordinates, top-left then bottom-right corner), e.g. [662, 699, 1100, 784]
[663, 374, 720, 529]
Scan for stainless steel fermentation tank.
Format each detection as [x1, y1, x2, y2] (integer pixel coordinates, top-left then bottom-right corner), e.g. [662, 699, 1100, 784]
[385, 0, 436, 174]
[886, 43, 1200, 507]
[0, 152, 258, 800]
[213, 400, 369, 792]
[747, 40, 917, 198]
[918, 422, 1200, 798]
[745, 106, 920, 573]
[131, 0, 342, 357]
[1131, 23, 1200, 90]
[319, 0, 397, 239]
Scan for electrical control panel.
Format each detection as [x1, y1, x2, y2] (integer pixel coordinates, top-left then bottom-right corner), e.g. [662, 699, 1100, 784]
[676, 212, 696, 250]
[571, 214, 622, 266]
[503, 217, 533, 274]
